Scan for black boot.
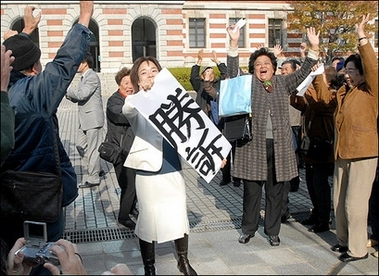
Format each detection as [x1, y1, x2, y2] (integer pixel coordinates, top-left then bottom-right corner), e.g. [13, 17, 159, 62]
[139, 239, 156, 275]
[174, 234, 197, 275]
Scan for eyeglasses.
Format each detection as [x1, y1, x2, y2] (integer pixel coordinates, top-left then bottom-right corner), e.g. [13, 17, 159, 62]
[345, 68, 357, 74]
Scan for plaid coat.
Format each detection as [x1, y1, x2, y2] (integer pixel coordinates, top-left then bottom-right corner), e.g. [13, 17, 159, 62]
[227, 54, 317, 182]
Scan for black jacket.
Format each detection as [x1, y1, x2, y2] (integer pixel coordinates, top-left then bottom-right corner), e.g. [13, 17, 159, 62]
[106, 91, 135, 163]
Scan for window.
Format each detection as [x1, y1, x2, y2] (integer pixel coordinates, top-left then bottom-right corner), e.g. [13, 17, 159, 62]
[11, 18, 39, 46]
[229, 18, 245, 48]
[268, 19, 283, 48]
[189, 18, 205, 48]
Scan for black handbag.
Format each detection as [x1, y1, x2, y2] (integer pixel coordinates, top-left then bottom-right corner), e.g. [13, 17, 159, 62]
[98, 141, 124, 164]
[1, 127, 63, 223]
[300, 135, 333, 161]
[1, 170, 62, 223]
[223, 114, 252, 142]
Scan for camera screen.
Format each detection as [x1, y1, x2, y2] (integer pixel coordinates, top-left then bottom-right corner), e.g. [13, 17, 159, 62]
[29, 223, 44, 239]
[24, 221, 47, 241]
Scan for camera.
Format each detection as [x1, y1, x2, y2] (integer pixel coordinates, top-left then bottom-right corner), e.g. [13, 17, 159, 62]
[15, 221, 60, 266]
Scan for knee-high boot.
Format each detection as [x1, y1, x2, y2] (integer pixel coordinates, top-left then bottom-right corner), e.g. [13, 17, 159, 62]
[139, 239, 156, 275]
[174, 234, 197, 275]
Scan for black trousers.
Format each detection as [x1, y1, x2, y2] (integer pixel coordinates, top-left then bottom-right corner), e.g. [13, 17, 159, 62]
[305, 162, 333, 223]
[114, 162, 137, 221]
[241, 139, 284, 236]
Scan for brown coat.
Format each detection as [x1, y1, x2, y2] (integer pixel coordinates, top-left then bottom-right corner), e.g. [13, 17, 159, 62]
[290, 85, 336, 163]
[227, 54, 318, 182]
[312, 43, 378, 160]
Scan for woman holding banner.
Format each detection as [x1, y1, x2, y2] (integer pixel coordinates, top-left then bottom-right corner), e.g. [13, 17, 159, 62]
[122, 56, 197, 276]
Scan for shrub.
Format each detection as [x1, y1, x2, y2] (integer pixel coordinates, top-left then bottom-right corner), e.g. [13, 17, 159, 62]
[168, 67, 222, 92]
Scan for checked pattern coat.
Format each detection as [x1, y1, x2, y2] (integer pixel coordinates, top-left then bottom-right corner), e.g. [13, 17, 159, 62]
[227, 53, 318, 182]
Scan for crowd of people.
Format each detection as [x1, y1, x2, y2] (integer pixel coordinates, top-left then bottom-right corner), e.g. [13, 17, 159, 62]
[1, 1, 377, 274]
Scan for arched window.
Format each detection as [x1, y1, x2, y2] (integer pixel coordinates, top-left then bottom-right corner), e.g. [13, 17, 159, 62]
[132, 17, 157, 62]
[73, 19, 100, 72]
[10, 17, 39, 46]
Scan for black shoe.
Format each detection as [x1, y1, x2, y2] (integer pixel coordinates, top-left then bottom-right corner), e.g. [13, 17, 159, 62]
[99, 170, 105, 177]
[301, 216, 317, 225]
[78, 181, 100, 188]
[238, 233, 254, 244]
[308, 222, 330, 233]
[269, 235, 280, 246]
[220, 180, 230, 186]
[338, 252, 368, 262]
[281, 211, 291, 223]
[118, 219, 136, 229]
[331, 244, 349, 253]
[233, 178, 241, 187]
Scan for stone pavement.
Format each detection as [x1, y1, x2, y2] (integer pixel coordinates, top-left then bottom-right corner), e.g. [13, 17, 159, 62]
[57, 96, 378, 275]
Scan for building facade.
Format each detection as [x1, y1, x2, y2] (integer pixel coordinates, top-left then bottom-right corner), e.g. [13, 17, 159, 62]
[1, 1, 377, 74]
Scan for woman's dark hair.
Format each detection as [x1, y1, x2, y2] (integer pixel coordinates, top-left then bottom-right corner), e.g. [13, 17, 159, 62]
[130, 56, 162, 92]
[323, 65, 340, 91]
[115, 67, 131, 85]
[248, 47, 277, 74]
[344, 53, 363, 75]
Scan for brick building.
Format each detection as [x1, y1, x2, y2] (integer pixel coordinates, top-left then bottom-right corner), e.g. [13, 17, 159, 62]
[1, 1, 377, 76]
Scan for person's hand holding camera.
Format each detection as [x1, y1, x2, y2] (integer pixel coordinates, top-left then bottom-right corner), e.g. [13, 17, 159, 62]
[43, 239, 87, 275]
[7, 238, 34, 275]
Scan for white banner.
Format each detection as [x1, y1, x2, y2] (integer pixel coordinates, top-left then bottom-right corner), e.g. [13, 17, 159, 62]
[128, 68, 232, 183]
[296, 63, 324, 96]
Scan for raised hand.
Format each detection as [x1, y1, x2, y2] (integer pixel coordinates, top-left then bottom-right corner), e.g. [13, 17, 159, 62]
[226, 24, 240, 48]
[78, 0, 94, 27]
[22, 6, 41, 35]
[356, 14, 370, 37]
[306, 27, 320, 51]
[273, 44, 282, 58]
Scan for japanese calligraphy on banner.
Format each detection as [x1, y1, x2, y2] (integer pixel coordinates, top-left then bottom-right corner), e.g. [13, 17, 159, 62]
[128, 68, 232, 183]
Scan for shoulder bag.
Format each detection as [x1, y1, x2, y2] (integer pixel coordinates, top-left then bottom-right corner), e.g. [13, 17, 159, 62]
[1, 127, 63, 223]
[218, 74, 252, 117]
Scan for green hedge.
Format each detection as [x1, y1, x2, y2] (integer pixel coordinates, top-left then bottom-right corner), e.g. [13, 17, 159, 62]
[167, 67, 221, 91]
[167, 66, 248, 91]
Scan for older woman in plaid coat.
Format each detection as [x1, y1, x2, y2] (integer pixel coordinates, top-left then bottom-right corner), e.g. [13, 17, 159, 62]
[226, 24, 320, 246]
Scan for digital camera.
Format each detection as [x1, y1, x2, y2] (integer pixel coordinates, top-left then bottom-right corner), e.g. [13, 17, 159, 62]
[15, 221, 60, 266]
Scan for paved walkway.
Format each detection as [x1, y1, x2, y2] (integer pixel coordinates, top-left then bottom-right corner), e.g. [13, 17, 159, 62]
[57, 97, 377, 275]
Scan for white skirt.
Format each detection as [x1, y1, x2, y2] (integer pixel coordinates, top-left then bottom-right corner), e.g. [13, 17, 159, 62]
[134, 160, 190, 243]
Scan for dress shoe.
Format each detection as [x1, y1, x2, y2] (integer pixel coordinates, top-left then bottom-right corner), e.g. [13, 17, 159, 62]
[238, 233, 254, 244]
[233, 178, 241, 187]
[118, 219, 136, 229]
[78, 181, 100, 188]
[281, 210, 291, 223]
[373, 250, 378, 258]
[220, 180, 230, 186]
[338, 252, 368, 262]
[269, 235, 280, 246]
[308, 222, 329, 233]
[301, 216, 317, 225]
[331, 243, 348, 253]
[366, 238, 378, 248]
[99, 170, 105, 177]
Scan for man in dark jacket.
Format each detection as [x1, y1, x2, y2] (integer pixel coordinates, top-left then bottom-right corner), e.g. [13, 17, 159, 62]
[1, 1, 93, 260]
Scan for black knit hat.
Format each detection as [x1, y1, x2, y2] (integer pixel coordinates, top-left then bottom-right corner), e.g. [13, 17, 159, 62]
[3, 35, 41, 71]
